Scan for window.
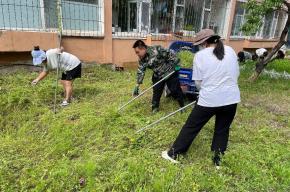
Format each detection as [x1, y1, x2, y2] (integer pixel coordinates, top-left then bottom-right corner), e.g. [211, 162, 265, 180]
[253, 12, 286, 39]
[151, 0, 185, 34]
[112, 0, 229, 38]
[274, 11, 287, 38]
[173, 0, 185, 32]
[151, 0, 175, 34]
[112, 0, 128, 33]
[262, 12, 275, 39]
[207, 0, 228, 35]
[183, 0, 229, 37]
[183, 0, 203, 35]
[231, 1, 286, 39]
[112, 0, 150, 37]
[0, 0, 42, 30]
[43, 0, 58, 29]
[61, 0, 103, 36]
[201, 0, 211, 30]
[231, 1, 246, 37]
[0, 0, 104, 36]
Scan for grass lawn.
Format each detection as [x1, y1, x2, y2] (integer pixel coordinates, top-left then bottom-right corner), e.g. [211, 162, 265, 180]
[267, 59, 290, 74]
[0, 61, 289, 191]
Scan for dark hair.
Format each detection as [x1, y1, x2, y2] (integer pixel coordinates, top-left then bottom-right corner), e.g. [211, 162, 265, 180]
[276, 50, 285, 59]
[133, 40, 147, 49]
[263, 51, 268, 57]
[206, 36, 224, 60]
[252, 54, 258, 61]
[34, 46, 40, 51]
[237, 51, 245, 63]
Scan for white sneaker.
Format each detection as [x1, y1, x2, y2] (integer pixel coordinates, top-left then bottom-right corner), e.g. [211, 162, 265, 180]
[161, 151, 179, 164]
[60, 100, 70, 107]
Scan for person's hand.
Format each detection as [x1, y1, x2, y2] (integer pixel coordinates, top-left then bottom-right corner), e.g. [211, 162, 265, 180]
[133, 85, 140, 97]
[31, 79, 39, 86]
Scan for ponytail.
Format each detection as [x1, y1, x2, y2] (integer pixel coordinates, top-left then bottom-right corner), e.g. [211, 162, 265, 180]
[213, 40, 225, 60]
[206, 36, 225, 60]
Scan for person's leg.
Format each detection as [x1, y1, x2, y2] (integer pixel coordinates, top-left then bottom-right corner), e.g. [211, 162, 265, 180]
[60, 80, 66, 97]
[168, 105, 215, 158]
[62, 80, 74, 102]
[166, 72, 184, 108]
[211, 104, 237, 154]
[152, 75, 165, 111]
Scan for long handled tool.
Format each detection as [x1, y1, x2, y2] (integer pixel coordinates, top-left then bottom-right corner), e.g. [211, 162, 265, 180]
[136, 101, 196, 133]
[53, 0, 63, 114]
[118, 71, 175, 112]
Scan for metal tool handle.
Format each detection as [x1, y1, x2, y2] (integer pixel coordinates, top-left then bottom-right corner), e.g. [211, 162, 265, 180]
[118, 71, 176, 112]
[136, 101, 196, 133]
[53, 0, 63, 114]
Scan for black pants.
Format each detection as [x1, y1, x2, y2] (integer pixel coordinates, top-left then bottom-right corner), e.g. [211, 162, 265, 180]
[168, 103, 237, 158]
[152, 72, 184, 110]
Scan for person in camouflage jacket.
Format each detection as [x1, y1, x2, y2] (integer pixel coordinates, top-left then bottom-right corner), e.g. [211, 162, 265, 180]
[132, 40, 184, 113]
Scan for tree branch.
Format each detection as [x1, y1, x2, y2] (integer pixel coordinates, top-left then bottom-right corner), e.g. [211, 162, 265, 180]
[262, 3, 290, 64]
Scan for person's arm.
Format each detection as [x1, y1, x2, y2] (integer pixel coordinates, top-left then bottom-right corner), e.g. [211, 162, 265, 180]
[136, 61, 147, 85]
[133, 62, 147, 96]
[32, 70, 49, 85]
[192, 54, 203, 91]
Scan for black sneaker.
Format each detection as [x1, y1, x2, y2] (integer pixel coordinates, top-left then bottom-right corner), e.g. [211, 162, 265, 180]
[212, 153, 221, 169]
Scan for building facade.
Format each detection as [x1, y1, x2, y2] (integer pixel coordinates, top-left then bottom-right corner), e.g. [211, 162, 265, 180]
[0, 0, 287, 67]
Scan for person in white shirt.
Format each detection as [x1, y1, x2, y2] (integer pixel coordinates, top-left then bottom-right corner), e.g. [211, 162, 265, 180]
[162, 29, 241, 168]
[237, 50, 253, 63]
[31, 46, 82, 106]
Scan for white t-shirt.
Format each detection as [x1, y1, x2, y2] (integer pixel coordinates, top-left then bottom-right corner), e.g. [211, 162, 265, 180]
[44, 48, 80, 72]
[192, 45, 241, 107]
[256, 48, 267, 57]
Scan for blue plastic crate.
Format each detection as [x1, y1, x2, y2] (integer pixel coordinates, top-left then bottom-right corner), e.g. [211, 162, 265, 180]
[178, 68, 197, 94]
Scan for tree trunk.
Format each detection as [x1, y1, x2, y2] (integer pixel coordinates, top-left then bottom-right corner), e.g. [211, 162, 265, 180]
[250, 1, 290, 81]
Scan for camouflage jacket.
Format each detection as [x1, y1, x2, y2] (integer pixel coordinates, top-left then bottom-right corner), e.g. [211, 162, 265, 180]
[136, 45, 180, 84]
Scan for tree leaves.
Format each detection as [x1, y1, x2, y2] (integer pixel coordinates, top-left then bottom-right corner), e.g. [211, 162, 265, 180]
[242, 0, 285, 35]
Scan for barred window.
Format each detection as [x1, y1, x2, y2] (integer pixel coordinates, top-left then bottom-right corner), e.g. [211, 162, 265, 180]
[231, 1, 246, 37]
[231, 1, 286, 39]
[113, 0, 229, 39]
[112, 0, 150, 37]
[183, 0, 229, 37]
[0, 0, 42, 30]
[0, 0, 104, 37]
[61, 0, 103, 36]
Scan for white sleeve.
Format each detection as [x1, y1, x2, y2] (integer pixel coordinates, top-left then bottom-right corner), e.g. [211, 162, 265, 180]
[192, 54, 203, 81]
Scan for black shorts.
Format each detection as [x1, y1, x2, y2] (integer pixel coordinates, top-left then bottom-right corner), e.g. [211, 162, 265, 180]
[61, 63, 82, 81]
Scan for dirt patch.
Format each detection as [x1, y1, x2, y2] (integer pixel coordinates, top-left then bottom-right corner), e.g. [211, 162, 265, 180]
[265, 103, 289, 115]
[0, 64, 41, 74]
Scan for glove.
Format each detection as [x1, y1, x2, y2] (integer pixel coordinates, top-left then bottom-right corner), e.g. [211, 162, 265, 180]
[175, 65, 181, 71]
[31, 79, 39, 86]
[132, 86, 140, 97]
